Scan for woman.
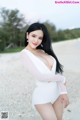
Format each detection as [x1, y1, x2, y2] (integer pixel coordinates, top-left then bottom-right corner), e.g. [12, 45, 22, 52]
[21, 22, 69, 120]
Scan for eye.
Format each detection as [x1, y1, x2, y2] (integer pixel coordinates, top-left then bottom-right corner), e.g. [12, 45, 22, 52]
[39, 37, 43, 40]
[32, 35, 36, 37]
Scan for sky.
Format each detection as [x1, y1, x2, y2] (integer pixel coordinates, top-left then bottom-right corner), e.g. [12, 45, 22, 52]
[0, 0, 80, 30]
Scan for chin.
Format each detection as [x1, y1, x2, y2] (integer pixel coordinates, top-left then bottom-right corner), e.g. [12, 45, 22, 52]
[31, 44, 39, 49]
[31, 45, 37, 49]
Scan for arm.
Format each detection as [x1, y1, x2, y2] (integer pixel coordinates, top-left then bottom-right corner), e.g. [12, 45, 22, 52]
[55, 72, 67, 94]
[58, 83, 69, 108]
[58, 82, 67, 94]
[20, 50, 66, 83]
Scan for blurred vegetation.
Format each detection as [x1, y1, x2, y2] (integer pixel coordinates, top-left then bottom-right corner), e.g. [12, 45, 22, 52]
[0, 47, 24, 53]
[0, 7, 80, 52]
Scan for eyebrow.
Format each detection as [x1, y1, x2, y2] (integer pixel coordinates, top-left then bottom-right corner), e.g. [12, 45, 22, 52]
[32, 33, 43, 38]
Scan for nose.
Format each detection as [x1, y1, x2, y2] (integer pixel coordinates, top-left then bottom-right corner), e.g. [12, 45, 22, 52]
[34, 38, 38, 43]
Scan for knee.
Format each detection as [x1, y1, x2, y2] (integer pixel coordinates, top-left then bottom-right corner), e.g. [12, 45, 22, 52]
[56, 112, 63, 120]
[43, 115, 57, 120]
[44, 118, 57, 120]
[57, 116, 62, 120]
[57, 119, 62, 120]
[53, 116, 57, 120]
[41, 111, 58, 120]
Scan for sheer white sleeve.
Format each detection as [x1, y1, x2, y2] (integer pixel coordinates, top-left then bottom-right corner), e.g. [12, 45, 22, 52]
[21, 50, 65, 82]
[20, 49, 67, 94]
[57, 82, 67, 94]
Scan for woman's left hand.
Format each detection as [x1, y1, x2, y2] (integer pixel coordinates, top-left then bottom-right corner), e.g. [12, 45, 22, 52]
[60, 94, 69, 108]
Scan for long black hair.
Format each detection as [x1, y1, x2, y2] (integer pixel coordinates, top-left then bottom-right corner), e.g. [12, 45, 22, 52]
[25, 22, 63, 74]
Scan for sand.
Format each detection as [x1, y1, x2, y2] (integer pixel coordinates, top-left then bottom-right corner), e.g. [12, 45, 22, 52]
[0, 38, 80, 120]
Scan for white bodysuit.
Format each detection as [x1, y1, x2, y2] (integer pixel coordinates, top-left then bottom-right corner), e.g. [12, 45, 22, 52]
[21, 48, 67, 109]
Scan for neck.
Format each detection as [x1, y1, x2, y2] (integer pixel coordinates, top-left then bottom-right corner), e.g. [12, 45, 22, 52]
[26, 45, 36, 52]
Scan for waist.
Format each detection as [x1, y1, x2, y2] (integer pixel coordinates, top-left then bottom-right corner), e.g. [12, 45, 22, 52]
[36, 81, 57, 86]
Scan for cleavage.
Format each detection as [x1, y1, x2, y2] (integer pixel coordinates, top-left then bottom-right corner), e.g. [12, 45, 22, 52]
[36, 54, 53, 70]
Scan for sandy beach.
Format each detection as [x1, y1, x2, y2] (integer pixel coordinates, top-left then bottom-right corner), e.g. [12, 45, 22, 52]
[0, 38, 80, 120]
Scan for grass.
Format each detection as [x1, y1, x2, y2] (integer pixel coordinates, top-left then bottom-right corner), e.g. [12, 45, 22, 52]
[0, 47, 24, 53]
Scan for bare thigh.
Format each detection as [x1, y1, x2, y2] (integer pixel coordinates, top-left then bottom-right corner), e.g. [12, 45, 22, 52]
[52, 96, 64, 120]
[35, 102, 57, 120]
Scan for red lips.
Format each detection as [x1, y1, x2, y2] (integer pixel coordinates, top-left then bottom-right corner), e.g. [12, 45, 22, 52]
[32, 43, 38, 46]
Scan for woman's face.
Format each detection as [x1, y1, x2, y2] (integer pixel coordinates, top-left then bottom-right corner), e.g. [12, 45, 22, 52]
[27, 30, 43, 49]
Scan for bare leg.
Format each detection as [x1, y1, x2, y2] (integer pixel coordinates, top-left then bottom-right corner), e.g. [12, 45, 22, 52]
[52, 96, 64, 120]
[35, 102, 57, 120]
